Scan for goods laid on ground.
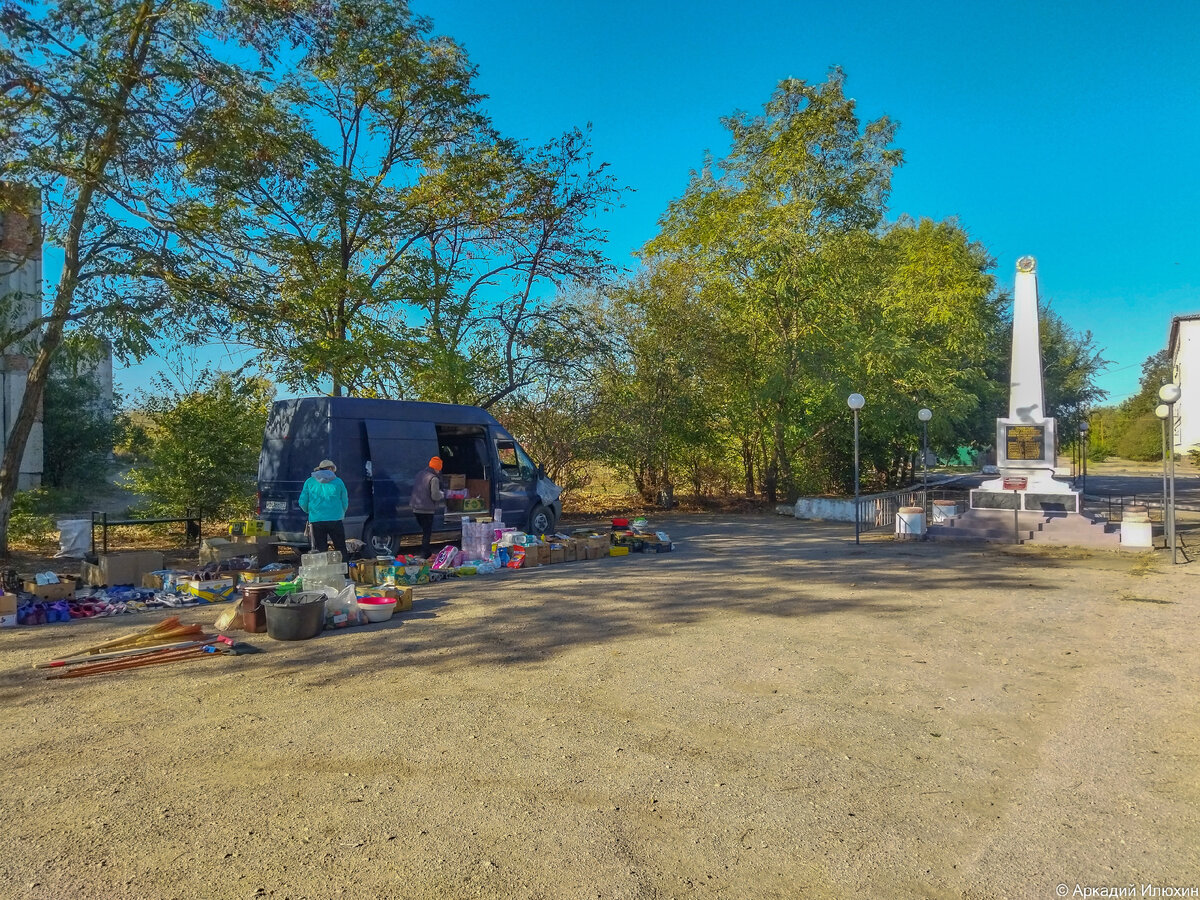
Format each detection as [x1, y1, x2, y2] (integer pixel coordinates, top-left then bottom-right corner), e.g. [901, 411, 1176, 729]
[6, 517, 675, 645]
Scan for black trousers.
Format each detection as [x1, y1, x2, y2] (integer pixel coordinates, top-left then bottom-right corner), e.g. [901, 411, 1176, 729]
[310, 520, 348, 562]
[414, 512, 434, 558]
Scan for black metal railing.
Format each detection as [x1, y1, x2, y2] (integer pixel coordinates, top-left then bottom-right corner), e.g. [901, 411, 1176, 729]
[91, 509, 202, 554]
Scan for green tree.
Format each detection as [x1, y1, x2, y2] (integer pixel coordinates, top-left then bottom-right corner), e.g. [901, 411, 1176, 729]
[191, 0, 619, 403]
[645, 70, 904, 500]
[124, 371, 273, 519]
[1104, 350, 1172, 461]
[588, 262, 725, 504]
[43, 334, 115, 489]
[642, 73, 1011, 498]
[0, 0, 294, 553]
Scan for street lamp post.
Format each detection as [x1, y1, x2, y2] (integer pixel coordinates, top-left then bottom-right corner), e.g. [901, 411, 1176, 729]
[848, 393, 865, 545]
[918, 408, 932, 517]
[1158, 383, 1182, 564]
[1079, 420, 1089, 496]
[1155, 403, 1170, 551]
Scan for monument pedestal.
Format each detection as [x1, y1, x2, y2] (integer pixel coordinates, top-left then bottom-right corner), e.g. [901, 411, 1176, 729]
[972, 466, 1080, 514]
[970, 486, 1080, 514]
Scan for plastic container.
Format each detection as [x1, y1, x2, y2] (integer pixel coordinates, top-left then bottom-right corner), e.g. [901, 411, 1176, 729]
[263, 591, 326, 640]
[301, 551, 342, 567]
[358, 597, 397, 623]
[240, 584, 275, 634]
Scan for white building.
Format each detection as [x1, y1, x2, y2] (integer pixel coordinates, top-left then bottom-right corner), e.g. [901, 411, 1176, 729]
[1167, 313, 1200, 454]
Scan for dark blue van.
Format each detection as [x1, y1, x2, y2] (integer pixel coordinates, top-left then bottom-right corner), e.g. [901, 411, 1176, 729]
[256, 397, 561, 553]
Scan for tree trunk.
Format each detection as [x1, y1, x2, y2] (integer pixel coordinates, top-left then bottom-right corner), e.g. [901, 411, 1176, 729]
[0, 0, 155, 554]
[742, 439, 755, 498]
[0, 305, 70, 556]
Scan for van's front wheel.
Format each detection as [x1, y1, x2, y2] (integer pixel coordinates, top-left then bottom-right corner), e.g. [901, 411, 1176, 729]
[529, 504, 555, 536]
[362, 521, 397, 556]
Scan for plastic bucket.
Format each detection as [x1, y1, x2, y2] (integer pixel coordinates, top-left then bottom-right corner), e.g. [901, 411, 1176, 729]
[263, 591, 326, 641]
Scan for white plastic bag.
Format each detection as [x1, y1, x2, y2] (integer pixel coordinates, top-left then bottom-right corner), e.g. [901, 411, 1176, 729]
[327, 584, 360, 616]
[56, 519, 90, 558]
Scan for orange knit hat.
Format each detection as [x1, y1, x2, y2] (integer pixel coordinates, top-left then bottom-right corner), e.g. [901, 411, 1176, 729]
[429, 456, 443, 471]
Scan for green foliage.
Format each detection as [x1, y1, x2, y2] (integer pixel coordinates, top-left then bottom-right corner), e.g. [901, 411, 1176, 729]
[1036, 306, 1110, 448]
[588, 263, 729, 503]
[634, 73, 1012, 498]
[43, 334, 115, 489]
[0, 0, 296, 551]
[124, 371, 274, 519]
[189, 0, 620, 404]
[1090, 351, 1171, 461]
[7, 488, 56, 545]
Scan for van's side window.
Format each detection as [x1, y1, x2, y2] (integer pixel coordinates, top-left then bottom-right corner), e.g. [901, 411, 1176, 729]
[497, 440, 535, 480]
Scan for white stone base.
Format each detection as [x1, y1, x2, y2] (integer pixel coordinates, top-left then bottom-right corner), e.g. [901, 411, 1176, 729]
[1120, 521, 1153, 548]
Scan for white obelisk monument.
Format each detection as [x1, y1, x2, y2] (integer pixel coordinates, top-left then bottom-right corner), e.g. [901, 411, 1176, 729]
[972, 256, 1080, 513]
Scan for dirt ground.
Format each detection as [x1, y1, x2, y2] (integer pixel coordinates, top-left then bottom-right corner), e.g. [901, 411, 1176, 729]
[2, 514, 1198, 900]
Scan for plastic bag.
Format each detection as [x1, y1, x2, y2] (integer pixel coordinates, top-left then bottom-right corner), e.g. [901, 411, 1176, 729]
[55, 519, 90, 558]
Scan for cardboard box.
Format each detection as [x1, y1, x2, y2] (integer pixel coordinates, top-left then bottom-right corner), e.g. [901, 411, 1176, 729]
[385, 586, 414, 611]
[446, 474, 467, 490]
[182, 578, 236, 602]
[0, 592, 17, 627]
[536, 544, 551, 565]
[520, 548, 540, 568]
[549, 546, 567, 565]
[349, 561, 377, 584]
[200, 537, 256, 565]
[23, 576, 77, 600]
[141, 572, 166, 589]
[235, 568, 295, 585]
[356, 585, 413, 610]
[228, 519, 271, 537]
[82, 551, 165, 587]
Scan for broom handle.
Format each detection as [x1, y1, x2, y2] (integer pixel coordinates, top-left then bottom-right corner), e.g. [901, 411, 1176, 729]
[36, 638, 215, 669]
[59, 616, 184, 659]
[47, 646, 214, 680]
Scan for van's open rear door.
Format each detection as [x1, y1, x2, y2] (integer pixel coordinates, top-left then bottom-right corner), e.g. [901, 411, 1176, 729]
[364, 418, 438, 534]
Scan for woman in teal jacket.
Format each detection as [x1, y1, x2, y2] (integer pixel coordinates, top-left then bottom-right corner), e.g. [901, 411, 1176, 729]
[298, 459, 350, 561]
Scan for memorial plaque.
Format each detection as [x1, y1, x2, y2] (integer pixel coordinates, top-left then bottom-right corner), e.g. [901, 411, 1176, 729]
[1006, 424, 1045, 461]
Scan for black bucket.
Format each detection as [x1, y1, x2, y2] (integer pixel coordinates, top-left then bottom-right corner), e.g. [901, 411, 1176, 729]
[263, 591, 326, 641]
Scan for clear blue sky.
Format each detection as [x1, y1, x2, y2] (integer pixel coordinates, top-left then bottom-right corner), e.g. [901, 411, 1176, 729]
[118, 0, 1200, 406]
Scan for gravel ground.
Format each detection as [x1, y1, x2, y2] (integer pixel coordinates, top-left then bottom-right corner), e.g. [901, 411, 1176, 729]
[2, 515, 1198, 900]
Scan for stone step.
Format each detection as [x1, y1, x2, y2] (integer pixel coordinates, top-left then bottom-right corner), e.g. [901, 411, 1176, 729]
[928, 509, 1126, 550]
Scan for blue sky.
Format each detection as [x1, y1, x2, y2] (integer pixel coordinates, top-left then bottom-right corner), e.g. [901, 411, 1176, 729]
[117, 0, 1200, 405]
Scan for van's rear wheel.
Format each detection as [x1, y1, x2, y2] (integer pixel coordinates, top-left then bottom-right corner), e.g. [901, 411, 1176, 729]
[362, 521, 397, 556]
[529, 504, 555, 536]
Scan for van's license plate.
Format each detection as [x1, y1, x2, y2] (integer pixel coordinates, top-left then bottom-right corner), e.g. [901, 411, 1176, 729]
[264, 501, 288, 512]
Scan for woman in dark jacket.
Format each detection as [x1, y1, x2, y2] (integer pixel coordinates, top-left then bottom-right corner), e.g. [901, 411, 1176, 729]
[409, 456, 445, 559]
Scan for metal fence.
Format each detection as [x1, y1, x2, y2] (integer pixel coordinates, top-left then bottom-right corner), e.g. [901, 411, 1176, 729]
[855, 487, 973, 535]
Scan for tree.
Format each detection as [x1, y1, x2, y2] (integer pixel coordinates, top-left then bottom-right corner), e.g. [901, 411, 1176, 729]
[42, 333, 115, 489]
[1090, 350, 1172, 461]
[0, 0, 294, 553]
[190, 0, 620, 404]
[124, 370, 273, 518]
[645, 70, 904, 500]
[1038, 306, 1110, 449]
[641, 73, 1013, 498]
[588, 262, 726, 504]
